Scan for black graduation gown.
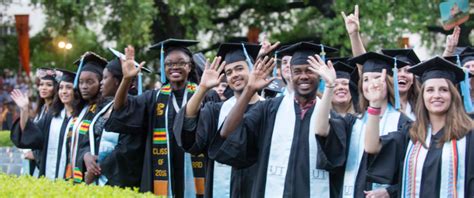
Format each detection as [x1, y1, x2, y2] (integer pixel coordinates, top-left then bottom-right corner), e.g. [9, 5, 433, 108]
[208, 96, 347, 197]
[174, 101, 258, 198]
[10, 111, 70, 178]
[104, 89, 193, 197]
[368, 128, 474, 197]
[88, 100, 146, 188]
[316, 112, 412, 198]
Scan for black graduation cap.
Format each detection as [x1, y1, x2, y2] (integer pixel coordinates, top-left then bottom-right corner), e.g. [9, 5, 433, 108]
[216, 43, 261, 65]
[381, 48, 421, 65]
[149, 38, 199, 83]
[72, 52, 107, 88]
[149, 38, 199, 51]
[408, 56, 467, 84]
[445, 52, 474, 67]
[265, 78, 285, 93]
[278, 42, 338, 65]
[328, 57, 355, 79]
[460, 46, 474, 55]
[349, 52, 409, 75]
[55, 69, 76, 83]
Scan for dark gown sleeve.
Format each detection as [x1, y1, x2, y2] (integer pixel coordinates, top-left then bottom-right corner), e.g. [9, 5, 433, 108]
[10, 116, 49, 149]
[207, 101, 265, 169]
[316, 112, 356, 172]
[366, 123, 411, 197]
[466, 131, 474, 197]
[174, 102, 222, 155]
[99, 133, 146, 188]
[104, 90, 155, 134]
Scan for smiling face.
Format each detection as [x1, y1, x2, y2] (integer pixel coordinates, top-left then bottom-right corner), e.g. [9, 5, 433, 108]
[397, 66, 415, 94]
[291, 64, 319, 98]
[38, 79, 55, 99]
[164, 50, 192, 83]
[423, 78, 452, 115]
[58, 81, 75, 105]
[79, 71, 100, 101]
[362, 72, 388, 100]
[332, 78, 352, 105]
[224, 60, 250, 93]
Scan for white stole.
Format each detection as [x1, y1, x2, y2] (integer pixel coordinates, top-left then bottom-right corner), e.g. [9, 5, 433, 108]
[69, 105, 89, 170]
[405, 103, 416, 121]
[401, 127, 466, 198]
[264, 94, 329, 197]
[212, 96, 265, 197]
[89, 101, 119, 186]
[44, 109, 65, 179]
[342, 105, 401, 197]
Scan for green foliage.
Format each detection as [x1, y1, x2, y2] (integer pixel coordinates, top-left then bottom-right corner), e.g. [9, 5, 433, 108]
[0, 131, 13, 147]
[103, 0, 157, 56]
[1, 0, 469, 72]
[30, 26, 107, 72]
[0, 173, 154, 197]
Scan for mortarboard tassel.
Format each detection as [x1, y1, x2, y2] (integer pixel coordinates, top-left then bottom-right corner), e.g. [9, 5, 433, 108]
[456, 55, 473, 112]
[137, 72, 143, 95]
[160, 43, 166, 84]
[273, 51, 278, 77]
[241, 43, 254, 70]
[318, 45, 326, 93]
[73, 55, 85, 89]
[392, 57, 401, 110]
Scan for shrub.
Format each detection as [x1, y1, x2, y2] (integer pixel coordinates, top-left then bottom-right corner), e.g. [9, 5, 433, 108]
[0, 131, 13, 147]
[0, 173, 154, 197]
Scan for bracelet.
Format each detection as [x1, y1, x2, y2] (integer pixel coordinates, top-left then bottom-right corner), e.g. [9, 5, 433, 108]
[367, 107, 382, 116]
[325, 83, 336, 88]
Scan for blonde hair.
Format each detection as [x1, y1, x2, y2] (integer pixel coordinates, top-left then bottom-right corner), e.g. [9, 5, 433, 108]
[409, 79, 473, 147]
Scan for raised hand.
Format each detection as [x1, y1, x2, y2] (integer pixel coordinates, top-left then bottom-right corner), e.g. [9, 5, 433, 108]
[258, 33, 280, 58]
[444, 26, 460, 55]
[120, 45, 145, 80]
[365, 69, 387, 108]
[247, 56, 275, 91]
[342, 5, 360, 36]
[10, 89, 29, 112]
[307, 55, 336, 85]
[199, 56, 225, 90]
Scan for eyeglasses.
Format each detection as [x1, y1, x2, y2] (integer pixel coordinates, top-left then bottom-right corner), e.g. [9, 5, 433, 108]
[164, 61, 190, 68]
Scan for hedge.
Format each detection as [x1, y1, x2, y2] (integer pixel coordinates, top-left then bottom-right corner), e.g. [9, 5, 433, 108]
[0, 173, 154, 197]
[0, 131, 13, 147]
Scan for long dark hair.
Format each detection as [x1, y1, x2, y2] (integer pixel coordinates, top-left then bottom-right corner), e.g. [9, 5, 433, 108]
[51, 82, 85, 117]
[164, 47, 200, 84]
[410, 80, 473, 147]
[35, 78, 58, 116]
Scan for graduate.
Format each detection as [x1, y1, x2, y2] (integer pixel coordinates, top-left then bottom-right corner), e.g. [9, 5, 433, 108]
[34, 67, 58, 123]
[328, 57, 359, 116]
[279, 50, 294, 95]
[446, 50, 474, 112]
[83, 57, 150, 187]
[67, 52, 108, 183]
[212, 41, 339, 197]
[104, 40, 205, 197]
[364, 56, 474, 197]
[382, 49, 421, 120]
[10, 70, 85, 179]
[314, 52, 412, 198]
[28, 67, 59, 176]
[173, 43, 263, 197]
